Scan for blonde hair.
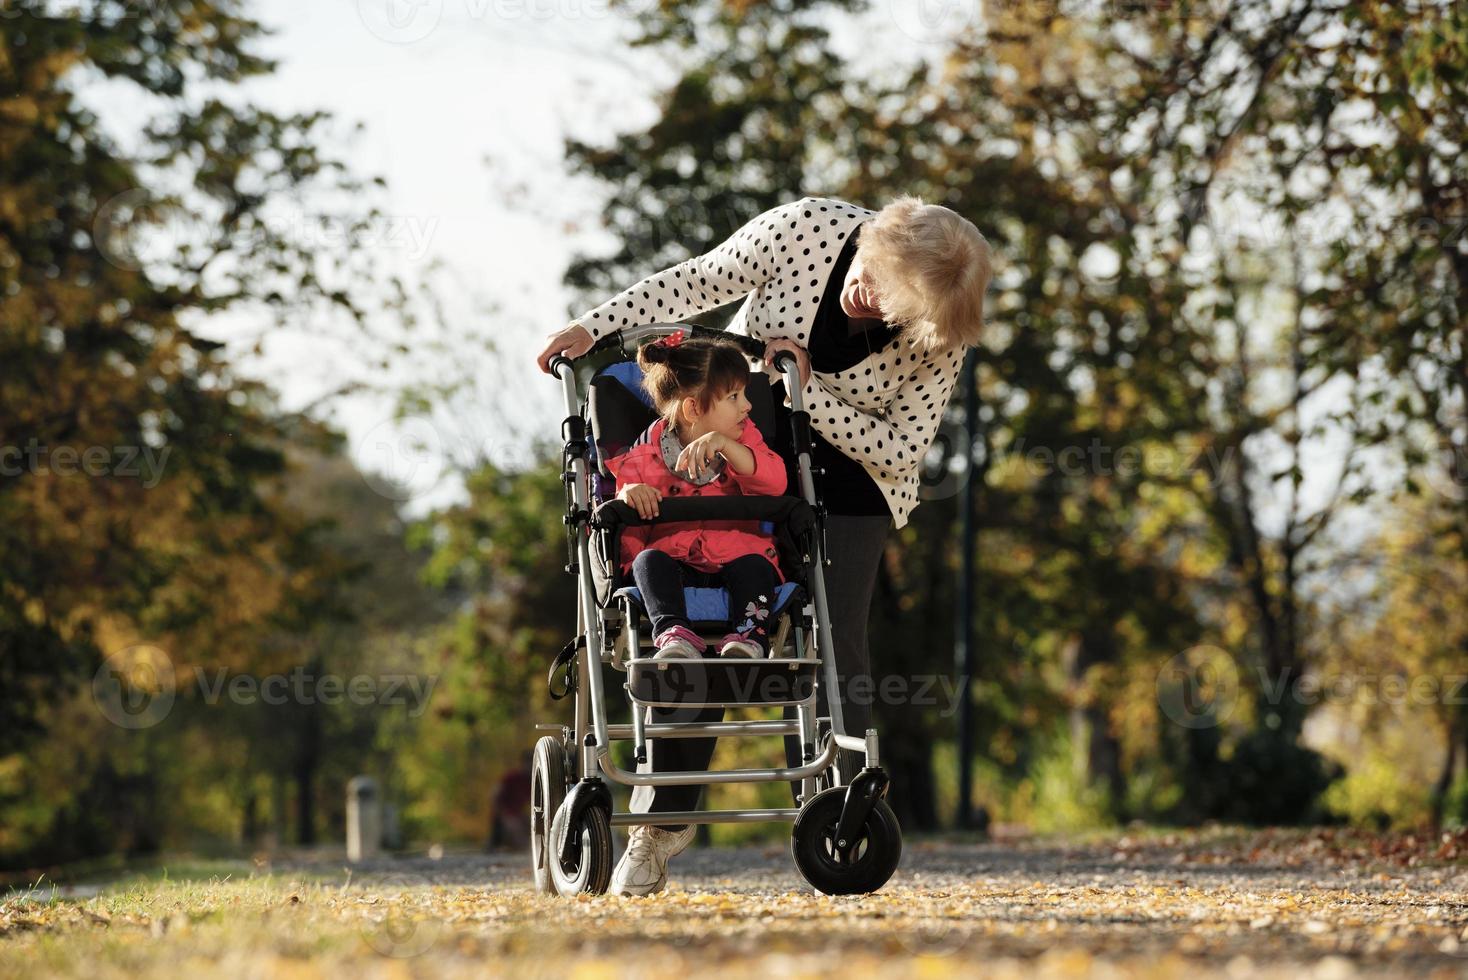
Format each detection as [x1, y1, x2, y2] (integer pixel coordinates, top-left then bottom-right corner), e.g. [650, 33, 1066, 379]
[856, 196, 993, 353]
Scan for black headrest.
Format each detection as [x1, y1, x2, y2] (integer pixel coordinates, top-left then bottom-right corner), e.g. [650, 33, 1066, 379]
[589, 365, 779, 476]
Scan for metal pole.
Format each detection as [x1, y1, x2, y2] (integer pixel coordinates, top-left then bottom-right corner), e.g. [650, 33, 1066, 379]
[955, 347, 979, 829]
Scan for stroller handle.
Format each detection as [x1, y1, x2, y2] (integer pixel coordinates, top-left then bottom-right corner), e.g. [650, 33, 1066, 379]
[583, 323, 767, 361]
[549, 323, 803, 397]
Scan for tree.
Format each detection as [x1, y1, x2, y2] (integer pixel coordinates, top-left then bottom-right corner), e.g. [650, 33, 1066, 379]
[0, 0, 417, 862]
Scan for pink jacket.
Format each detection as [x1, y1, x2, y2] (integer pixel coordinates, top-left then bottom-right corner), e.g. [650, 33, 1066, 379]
[604, 417, 787, 580]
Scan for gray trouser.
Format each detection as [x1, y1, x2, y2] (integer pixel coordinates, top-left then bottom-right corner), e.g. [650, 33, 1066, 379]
[627, 514, 891, 829]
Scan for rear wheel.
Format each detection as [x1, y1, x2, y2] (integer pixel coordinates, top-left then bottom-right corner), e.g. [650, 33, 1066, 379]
[530, 736, 568, 895]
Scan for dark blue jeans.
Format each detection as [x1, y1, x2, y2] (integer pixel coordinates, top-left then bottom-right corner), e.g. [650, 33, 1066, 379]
[628, 548, 779, 833]
[626, 517, 890, 829]
[629, 549, 779, 653]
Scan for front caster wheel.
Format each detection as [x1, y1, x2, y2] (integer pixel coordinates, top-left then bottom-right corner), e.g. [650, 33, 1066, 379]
[791, 786, 902, 895]
[548, 800, 613, 896]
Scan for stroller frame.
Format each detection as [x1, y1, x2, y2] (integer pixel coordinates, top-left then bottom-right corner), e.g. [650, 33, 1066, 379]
[535, 323, 901, 896]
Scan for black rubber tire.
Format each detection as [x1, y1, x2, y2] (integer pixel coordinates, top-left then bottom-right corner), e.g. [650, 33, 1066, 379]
[790, 786, 902, 895]
[530, 736, 568, 895]
[548, 801, 613, 896]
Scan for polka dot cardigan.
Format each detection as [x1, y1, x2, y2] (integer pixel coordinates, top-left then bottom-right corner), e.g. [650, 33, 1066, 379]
[575, 196, 966, 530]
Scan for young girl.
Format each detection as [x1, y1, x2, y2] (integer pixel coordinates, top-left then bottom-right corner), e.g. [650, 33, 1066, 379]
[604, 331, 788, 659]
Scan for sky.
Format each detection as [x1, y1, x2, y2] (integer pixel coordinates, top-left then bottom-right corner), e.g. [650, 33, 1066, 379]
[72, 0, 1407, 525]
[185, 0, 959, 512]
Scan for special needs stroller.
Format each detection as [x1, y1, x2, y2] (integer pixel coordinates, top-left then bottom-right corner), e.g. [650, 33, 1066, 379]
[532, 323, 902, 896]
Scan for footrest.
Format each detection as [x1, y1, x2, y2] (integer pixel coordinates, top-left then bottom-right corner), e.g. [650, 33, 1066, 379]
[614, 581, 804, 623]
[626, 657, 818, 707]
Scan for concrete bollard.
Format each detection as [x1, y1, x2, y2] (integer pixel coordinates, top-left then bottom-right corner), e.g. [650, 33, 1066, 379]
[347, 775, 382, 863]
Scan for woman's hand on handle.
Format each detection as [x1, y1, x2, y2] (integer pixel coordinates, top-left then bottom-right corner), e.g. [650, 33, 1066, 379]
[763, 338, 811, 388]
[537, 321, 594, 374]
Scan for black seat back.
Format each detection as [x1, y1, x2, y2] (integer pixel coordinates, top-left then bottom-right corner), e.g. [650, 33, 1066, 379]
[588, 362, 778, 477]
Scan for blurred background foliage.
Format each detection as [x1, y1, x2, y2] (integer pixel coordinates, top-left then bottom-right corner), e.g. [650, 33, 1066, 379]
[1, 0, 1465, 868]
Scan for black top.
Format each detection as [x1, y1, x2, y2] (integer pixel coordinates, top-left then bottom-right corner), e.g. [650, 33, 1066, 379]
[771, 221, 898, 518]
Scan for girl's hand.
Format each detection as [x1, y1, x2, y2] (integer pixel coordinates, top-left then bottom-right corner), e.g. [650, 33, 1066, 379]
[763, 338, 811, 388]
[676, 432, 728, 479]
[537, 321, 594, 374]
[617, 483, 662, 520]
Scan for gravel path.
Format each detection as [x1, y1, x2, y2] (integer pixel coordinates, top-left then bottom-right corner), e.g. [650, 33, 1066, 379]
[6, 829, 1467, 978]
[299, 829, 1468, 978]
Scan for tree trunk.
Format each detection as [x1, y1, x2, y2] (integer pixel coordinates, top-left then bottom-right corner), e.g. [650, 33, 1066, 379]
[242, 789, 259, 846]
[294, 685, 323, 846]
[1063, 629, 1125, 815]
[1430, 708, 1464, 830]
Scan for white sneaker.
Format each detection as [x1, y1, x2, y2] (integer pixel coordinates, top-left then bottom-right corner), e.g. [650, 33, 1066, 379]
[652, 626, 704, 660]
[652, 638, 700, 660]
[718, 637, 764, 659]
[609, 824, 696, 896]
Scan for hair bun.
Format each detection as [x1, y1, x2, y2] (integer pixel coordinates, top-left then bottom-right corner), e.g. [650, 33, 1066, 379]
[638, 341, 665, 366]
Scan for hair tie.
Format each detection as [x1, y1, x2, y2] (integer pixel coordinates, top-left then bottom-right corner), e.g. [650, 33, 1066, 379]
[654, 329, 685, 349]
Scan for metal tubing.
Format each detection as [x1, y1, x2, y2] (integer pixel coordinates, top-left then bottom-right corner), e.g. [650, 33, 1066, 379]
[779, 359, 849, 747]
[611, 808, 801, 826]
[627, 610, 646, 754]
[556, 359, 610, 751]
[797, 692, 818, 805]
[596, 733, 836, 787]
[606, 720, 800, 740]
[630, 699, 815, 710]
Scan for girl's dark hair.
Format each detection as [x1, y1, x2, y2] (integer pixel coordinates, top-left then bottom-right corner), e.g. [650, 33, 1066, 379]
[637, 336, 750, 429]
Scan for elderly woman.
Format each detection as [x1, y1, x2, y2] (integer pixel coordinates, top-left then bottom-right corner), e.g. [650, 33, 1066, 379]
[537, 195, 992, 895]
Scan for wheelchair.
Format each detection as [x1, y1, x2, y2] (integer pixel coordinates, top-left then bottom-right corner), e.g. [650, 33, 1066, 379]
[532, 323, 902, 896]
